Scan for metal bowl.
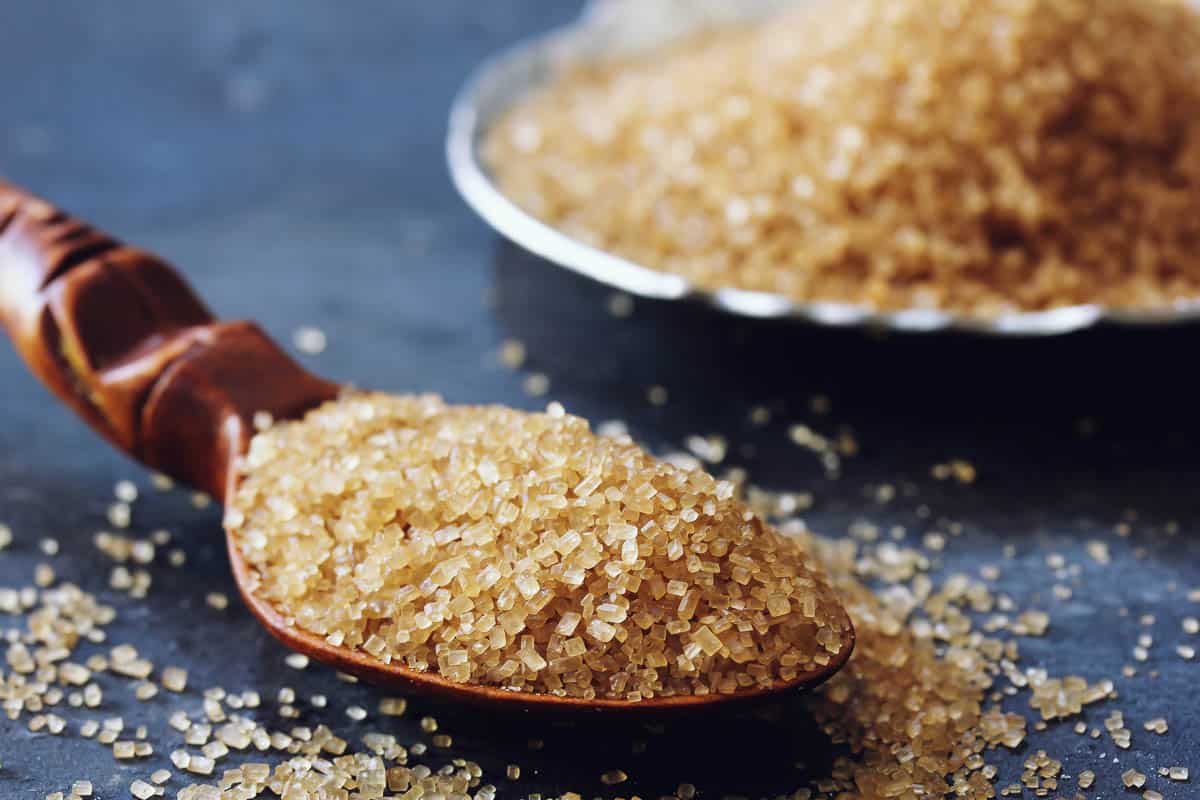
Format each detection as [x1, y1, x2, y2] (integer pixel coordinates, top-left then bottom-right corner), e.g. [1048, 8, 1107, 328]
[446, 0, 1200, 336]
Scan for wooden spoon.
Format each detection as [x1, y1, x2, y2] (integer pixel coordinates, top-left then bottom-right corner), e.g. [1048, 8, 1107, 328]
[0, 179, 854, 713]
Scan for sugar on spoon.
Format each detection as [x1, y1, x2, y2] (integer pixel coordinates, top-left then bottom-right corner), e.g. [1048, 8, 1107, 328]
[0, 179, 854, 714]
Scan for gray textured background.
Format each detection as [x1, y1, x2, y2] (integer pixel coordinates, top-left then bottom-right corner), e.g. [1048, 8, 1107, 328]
[3, 2, 1200, 797]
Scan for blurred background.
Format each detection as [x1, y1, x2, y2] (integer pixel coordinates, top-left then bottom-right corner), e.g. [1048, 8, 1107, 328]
[3, 1, 1200, 797]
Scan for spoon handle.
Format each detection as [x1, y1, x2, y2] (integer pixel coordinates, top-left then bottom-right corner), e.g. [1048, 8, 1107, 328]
[0, 179, 340, 502]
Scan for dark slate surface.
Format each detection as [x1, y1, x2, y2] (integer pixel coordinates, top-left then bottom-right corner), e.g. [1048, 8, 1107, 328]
[2, 2, 1200, 798]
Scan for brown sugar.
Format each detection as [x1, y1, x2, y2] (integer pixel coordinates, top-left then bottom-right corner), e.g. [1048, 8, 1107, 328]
[227, 393, 850, 699]
[485, 0, 1200, 315]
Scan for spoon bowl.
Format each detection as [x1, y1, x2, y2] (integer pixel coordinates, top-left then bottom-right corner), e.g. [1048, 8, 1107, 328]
[227, 534, 854, 714]
[0, 178, 854, 714]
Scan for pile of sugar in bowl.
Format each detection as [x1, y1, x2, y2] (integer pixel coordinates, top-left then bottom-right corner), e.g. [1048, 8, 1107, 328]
[485, 0, 1200, 316]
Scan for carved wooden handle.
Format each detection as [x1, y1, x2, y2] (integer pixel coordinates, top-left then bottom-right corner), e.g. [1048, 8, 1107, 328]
[0, 178, 340, 502]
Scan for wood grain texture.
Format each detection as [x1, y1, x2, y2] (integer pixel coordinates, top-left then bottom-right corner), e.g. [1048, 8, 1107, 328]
[0, 178, 339, 500]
